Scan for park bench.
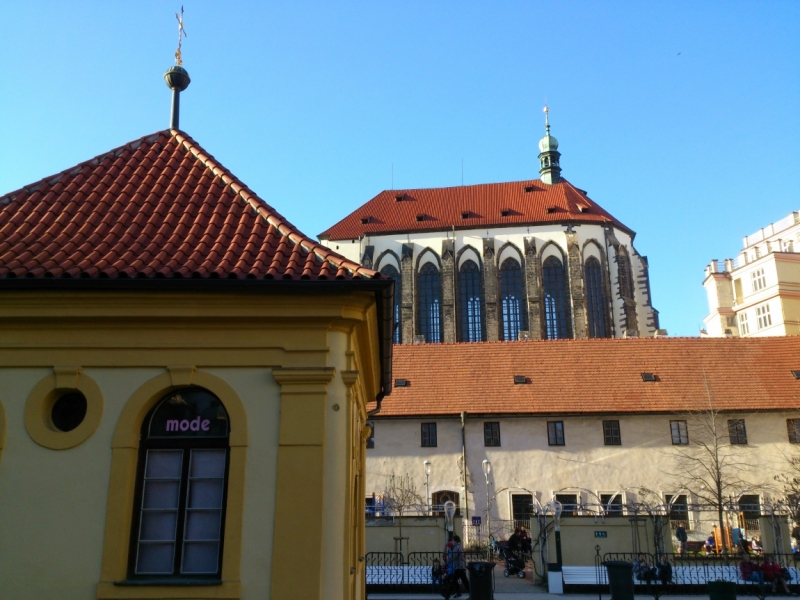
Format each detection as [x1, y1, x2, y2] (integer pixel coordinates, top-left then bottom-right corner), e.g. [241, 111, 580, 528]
[563, 564, 800, 588]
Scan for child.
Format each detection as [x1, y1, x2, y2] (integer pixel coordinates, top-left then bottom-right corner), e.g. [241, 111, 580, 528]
[431, 558, 443, 594]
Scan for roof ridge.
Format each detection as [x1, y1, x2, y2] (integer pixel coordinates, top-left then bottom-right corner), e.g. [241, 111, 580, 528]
[172, 131, 377, 280]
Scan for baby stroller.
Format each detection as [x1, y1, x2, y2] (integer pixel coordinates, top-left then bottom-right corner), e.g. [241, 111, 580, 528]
[497, 543, 526, 578]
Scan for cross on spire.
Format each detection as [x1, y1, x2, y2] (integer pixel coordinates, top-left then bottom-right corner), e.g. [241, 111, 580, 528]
[175, 6, 187, 66]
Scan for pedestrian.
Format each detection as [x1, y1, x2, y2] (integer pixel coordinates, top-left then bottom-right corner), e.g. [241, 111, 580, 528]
[675, 522, 688, 555]
[739, 554, 763, 584]
[657, 555, 673, 586]
[450, 535, 470, 598]
[633, 554, 657, 582]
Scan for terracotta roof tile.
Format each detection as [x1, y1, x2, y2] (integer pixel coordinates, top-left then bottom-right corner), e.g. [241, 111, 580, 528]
[373, 337, 800, 417]
[319, 179, 628, 240]
[0, 130, 380, 282]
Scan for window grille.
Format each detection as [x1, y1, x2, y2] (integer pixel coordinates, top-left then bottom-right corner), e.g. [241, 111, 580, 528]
[555, 493, 578, 516]
[458, 260, 484, 342]
[511, 494, 534, 525]
[739, 494, 761, 520]
[548, 421, 565, 446]
[788, 419, 800, 443]
[543, 256, 572, 339]
[665, 494, 689, 526]
[756, 303, 772, 330]
[603, 420, 621, 445]
[585, 257, 608, 338]
[418, 263, 442, 343]
[728, 419, 748, 444]
[484, 422, 501, 446]
[381, 265, 402, 344]
[499, 258, 527, 341]
[600, 493, 624, 515]
[670, 420, 689, 445]
[421, 423, 437, 447]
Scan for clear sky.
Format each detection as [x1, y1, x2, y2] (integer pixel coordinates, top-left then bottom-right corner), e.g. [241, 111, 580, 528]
[1, 1, 798, 336]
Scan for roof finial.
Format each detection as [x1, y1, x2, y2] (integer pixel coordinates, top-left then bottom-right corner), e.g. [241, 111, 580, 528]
[175, 6, 187, 66]
[544, 105, 550, 135]
[164, 6, 191, 130]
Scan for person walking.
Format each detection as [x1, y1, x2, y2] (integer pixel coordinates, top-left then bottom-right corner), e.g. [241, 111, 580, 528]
[450, 535, 469, 598]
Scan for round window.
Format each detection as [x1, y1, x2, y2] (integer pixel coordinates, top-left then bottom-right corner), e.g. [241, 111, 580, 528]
[51, 392, 88, 432]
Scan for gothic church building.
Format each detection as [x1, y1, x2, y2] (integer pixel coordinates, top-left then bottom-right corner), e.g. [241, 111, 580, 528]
[320, 111, 659, 342]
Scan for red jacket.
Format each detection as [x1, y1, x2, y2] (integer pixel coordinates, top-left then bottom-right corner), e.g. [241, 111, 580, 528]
[761, 561, 780, 580]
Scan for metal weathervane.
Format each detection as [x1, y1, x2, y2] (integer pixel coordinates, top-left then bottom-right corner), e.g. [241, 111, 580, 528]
[175, 6, 187, 66]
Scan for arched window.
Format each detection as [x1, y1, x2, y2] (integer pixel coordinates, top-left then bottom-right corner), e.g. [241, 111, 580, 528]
[130, 388, 230, 579]
[459, 260, 483, 342]
[431, 490, 461, 517]
[381, 265, 402, 344]
[585, 256, 608, 338]
[543, 256, 572, 339]
[418, 262, 442, 343]
[499, 257, 527, 341]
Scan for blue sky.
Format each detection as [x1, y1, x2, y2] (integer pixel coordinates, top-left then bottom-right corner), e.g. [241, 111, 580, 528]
[1, 1, 798, 336]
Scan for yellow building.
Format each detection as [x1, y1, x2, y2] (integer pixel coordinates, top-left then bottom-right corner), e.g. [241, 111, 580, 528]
[0, 128, 393, 599]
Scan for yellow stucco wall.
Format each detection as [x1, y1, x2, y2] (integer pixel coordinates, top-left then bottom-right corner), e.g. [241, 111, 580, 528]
[0, 290, 381, 600]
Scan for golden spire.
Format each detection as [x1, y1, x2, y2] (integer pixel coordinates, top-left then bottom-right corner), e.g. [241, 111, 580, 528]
[175, 6, 187, 66]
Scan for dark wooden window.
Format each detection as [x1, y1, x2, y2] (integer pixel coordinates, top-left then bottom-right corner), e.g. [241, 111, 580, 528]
[484, 422, 501, 446]
[421, 423, 437, 447]
[728, 419, 748, 444]
[499, 258, 527, 341]
[543, 256, 572, 339]
[555, 493, 578, 516]
[381, 265, 402, 344]
[418, 263, 442, 343]
[129, 388, 230, 580]
[512, 494, 534, 526]
[670, 420, 688, 445]
[788, 419, 800, 443]
[585, 256, 608, 338]
[603, 420, 621, 445]
[600, 493, 623, 515]
[459, 260, 484, 342]
[548, 421, 565, 446]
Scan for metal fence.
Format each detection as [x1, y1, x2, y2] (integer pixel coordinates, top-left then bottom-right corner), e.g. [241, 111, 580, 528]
[364, 550, 487, 592]
[597, 552, 800, 600]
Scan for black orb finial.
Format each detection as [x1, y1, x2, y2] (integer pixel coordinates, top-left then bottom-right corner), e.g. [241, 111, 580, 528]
[164, 66, 190, 130]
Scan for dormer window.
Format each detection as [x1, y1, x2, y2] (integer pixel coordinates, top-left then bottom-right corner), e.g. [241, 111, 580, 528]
[360, 216, 371, 224]
[416, 214, 426, 222]
[500, 209, 511, 217]
[546, 207, 556, 214]
[461, 211, 471, 219]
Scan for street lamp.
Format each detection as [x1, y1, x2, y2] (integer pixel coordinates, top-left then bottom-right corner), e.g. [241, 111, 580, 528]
[423, 460, 431, 515]
[482, 460, 491, 538]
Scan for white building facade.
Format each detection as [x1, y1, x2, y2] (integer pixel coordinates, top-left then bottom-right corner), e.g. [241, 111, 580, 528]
[704, 210, 800, 337]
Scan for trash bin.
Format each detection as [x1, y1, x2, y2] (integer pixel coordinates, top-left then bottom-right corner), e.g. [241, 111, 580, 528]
[603, 560, 634, 600]
[708, 580, 737, 600]
[467, 561, 495, 600]
[548, 563, 563, 594]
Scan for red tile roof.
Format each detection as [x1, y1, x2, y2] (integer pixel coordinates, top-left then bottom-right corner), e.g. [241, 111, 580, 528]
[319, 179, 629, 241]
[0, 130, 379, 281]
[372, 337, 800, 417]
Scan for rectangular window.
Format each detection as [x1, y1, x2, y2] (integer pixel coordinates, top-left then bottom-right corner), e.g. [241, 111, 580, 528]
[511, 493, 534, 526]
[484, 422, 501, 446]
[421, 423, 437, 447]
[728, 419, 748, 444]
[756, 303, 772, 329]
[548, 421, 565, 446]
[600, 493, 624, 515]
[365, 496, 376, 517]
[752, 268, 766, 292]
[788, 419, 800, 443]
[739, 494, 761, 520]
[665, 493, 689, 529]
[603, 420, 621, 445]
[555, 493, 578, 517]
[670, 420, 689, 445]
[739, 311, 750, 335]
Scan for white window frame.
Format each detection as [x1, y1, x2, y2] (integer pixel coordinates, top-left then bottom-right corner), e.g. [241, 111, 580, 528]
[664, 492, 694, 531]
[751, 268, 766, 292]
[756, 303, 772, 330]
[597, 490, 626, 516]
[739, 311, 750, 335]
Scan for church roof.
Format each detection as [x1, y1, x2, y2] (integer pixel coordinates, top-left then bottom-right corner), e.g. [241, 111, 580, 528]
[319, 179, 630, 241]
[0, 129, 379, 281]
[372, 337, 800, 417]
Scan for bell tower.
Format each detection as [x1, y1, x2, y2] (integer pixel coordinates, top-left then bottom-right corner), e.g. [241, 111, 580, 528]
[538, 106, 561, 184]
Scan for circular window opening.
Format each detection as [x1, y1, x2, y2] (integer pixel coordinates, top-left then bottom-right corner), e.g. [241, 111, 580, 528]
[51, 392, 88, 432]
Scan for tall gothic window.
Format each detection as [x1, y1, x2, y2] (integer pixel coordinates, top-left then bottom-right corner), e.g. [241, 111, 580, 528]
[499, 257, 526, 341]
[381, 264, 402, 343]
[584, 257, 608, 338]
[543, 255, 571, 339]
[418, 262, 442, 343]
[459, 260, 483, 342]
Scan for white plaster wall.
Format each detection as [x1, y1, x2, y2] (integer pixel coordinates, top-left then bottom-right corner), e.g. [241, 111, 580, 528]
[366, 412, 795, 524]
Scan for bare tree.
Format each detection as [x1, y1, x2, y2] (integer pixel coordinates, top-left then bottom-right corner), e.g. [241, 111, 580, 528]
[663, 378, 763, 552]
[382, 472, 424, 551]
